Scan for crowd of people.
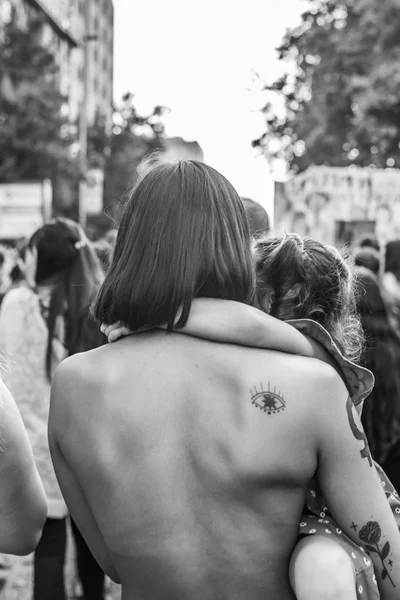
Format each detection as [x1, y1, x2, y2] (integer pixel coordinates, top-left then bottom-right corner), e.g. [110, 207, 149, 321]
[0, 159, 399, 600]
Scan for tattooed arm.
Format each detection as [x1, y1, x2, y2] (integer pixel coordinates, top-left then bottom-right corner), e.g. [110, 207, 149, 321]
[316, 367, 400, 599]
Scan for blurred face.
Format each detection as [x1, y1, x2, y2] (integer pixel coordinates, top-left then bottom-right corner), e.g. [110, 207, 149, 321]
[24, 246, 38, 287]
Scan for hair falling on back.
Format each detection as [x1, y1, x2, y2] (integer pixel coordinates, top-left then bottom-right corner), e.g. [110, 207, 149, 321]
[29, 218, 105, 379]
[93, 158, 255, 332]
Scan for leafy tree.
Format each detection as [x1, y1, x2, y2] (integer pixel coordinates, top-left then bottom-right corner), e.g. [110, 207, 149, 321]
[253, 0, 400, 173]
[0, 9, 78, 199]
[88, 93, 168, 222]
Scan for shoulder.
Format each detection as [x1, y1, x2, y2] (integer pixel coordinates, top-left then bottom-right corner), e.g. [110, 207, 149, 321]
[268, 352, 348, 412]
[53, 347, 103, 389]
[300, 357, 350, 428]
[50, 349, 107, 433]
[51, 344, 114, 402]
[294, 355, 348, 396]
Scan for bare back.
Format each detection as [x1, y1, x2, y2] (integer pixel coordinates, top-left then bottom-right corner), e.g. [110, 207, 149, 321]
[50, 331, 327, 600]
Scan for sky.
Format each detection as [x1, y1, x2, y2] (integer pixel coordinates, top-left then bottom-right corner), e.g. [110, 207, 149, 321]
[112, 0, 307, 216]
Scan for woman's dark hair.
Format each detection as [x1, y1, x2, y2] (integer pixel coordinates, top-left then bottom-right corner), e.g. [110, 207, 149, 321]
[29, 218, 105, 379]
[93, 159, 255, 330]
[356, 267, 400, 465]
[254, 233, 364, 363]
[353, 246, 380, 276]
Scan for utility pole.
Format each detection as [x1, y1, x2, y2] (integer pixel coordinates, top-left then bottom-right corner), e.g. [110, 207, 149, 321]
[78, 0, 91, 230]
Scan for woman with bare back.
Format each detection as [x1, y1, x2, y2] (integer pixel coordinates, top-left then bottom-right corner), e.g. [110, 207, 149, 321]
[104, 232, 400, 600]
[50, 159, 400, 600]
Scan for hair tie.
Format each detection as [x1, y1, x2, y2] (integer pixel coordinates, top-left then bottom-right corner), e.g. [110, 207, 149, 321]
[75, 240, 86, 250]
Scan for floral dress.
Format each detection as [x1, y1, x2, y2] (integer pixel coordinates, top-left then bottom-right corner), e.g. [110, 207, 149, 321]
[289, 319, 400, 600]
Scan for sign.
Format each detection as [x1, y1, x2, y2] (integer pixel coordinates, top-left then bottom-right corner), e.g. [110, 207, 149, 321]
[275, 166, 400, 245]
[0, 181, 52, 240]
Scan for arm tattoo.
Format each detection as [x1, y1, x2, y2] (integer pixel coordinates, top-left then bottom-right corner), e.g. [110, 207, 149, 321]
[250, 383, 286, 415]
[352, 519, 395, 587]
[346, 395, 373, 467]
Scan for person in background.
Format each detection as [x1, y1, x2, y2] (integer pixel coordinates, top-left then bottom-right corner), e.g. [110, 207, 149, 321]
[381, 239, 400, 321]
[93, 238, 113, 271]
[0, 379, 47, 592]
[241, 197, 269, 237]
[93, 229, 118, 271]
[353, 246, 381, 276]
[355, 233, 380, 253]
[103, 228, 118, 248]
[0, 218, 106, 600]
[357, 267, 400, 495]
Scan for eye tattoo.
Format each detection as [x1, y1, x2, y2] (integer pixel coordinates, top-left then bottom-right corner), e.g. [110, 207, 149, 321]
[346, 396, 373, 467]
[250, 383, 286, 415]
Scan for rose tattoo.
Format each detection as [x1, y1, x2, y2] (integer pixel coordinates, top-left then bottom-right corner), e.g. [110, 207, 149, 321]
[358, 521, 395, 587]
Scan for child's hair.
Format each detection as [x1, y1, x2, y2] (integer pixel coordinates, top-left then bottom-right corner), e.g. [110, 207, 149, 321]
[254, 233, 364, 363]
[353, 246, 380, 276]
[28, 218, 105, 379]
[356, 267, 400, 464]
[93, 159, 255, 331]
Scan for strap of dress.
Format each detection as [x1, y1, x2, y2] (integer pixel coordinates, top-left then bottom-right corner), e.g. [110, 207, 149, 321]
[287, 318, 374, 411]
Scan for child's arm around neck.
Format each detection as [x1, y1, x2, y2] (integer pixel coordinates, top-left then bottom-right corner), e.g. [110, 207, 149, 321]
[181, 298, 316, 356]
[102, 298, 334, 365]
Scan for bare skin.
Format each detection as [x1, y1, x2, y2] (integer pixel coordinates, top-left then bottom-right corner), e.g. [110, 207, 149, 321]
[49, 331, 400, 600]
[0, 379, 47, 555]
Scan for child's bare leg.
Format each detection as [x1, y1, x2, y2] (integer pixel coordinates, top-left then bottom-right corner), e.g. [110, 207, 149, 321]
[289, 536, 357, 600]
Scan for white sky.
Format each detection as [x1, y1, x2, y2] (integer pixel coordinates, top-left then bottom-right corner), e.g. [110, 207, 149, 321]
[112, 0, 307, 216]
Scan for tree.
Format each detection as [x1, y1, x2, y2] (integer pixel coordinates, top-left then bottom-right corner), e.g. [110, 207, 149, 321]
[88, 93, 168, 223]
[0, 10, 78, 196]
[253, 0, 400, 173]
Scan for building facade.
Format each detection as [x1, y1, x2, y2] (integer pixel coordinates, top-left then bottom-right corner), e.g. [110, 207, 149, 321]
[274, 166, 400, 247]
[0, 0, 114, 125]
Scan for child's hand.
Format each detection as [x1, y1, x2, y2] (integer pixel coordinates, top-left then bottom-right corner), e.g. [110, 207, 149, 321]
[100, 322, 133, 343]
